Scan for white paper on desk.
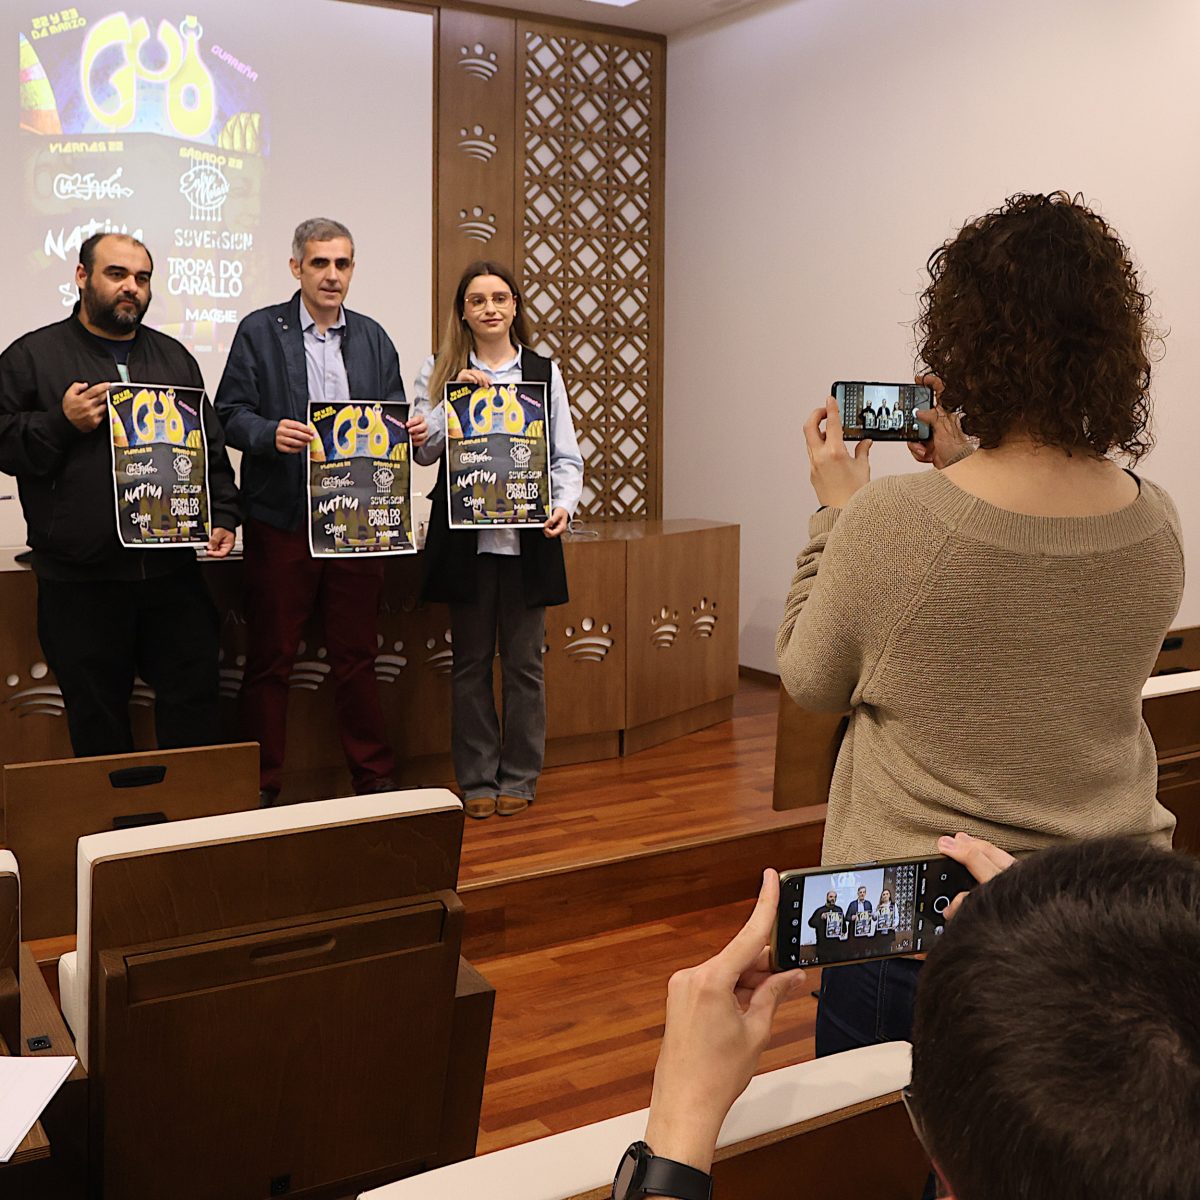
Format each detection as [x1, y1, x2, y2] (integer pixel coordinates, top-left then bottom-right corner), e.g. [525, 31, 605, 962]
[0, 1056, 75, 1162]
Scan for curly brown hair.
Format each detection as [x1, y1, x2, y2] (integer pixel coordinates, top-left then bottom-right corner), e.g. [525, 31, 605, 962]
[916, 192, 1158, 462]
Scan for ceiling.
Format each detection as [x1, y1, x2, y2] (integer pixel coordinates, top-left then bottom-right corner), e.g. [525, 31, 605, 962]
[469, 0, 767, 37]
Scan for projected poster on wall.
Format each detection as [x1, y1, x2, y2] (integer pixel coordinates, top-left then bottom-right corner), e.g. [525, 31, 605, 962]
[17, 6, 265, 359]
[2, 1, 432, 549]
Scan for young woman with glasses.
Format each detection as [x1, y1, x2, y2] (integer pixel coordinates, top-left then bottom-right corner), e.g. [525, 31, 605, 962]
[412, 260, 583, 820]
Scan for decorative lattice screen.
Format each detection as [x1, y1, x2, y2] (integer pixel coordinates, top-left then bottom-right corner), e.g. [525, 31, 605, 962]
[521, 30, 660, 520]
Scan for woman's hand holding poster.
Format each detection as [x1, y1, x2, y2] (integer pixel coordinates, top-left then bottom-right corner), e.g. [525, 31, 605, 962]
[443, 380, 551, 528]
[307, 400, 415, 557]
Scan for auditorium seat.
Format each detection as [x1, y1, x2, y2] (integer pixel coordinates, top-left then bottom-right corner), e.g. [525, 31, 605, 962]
[55, 790, 495, 1200]
[0, 849, 18, 1052]
[359, 1041, 926, 1200]
[1142, 670, 1200, 855]
[1, 741, 260, 939]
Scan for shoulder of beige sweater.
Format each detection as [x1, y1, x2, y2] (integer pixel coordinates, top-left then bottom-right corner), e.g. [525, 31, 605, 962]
[1136, 475, 1182, 533]
[821, 475, 945, 592]
[833, 472, 941, 534]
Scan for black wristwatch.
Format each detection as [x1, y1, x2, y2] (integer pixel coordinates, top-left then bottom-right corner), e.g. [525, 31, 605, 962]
[612, 1141, 713, 1200]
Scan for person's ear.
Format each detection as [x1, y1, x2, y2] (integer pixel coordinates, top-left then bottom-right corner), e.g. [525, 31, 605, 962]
[289, 257, 302, 280]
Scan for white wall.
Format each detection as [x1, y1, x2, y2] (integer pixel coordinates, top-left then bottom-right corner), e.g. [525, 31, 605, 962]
[664, 0, 1200, 671]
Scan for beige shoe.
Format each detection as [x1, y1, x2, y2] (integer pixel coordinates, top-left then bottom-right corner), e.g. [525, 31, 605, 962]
[497, 795, 530, 817]
[465, 796, 497, 819]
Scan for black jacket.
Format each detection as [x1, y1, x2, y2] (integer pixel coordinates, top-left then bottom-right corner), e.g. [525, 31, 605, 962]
[0, 309, 239, 580]
[214, 293, 406, 531]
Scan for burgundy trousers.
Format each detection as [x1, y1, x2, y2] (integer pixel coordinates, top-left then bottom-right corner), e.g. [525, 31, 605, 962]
[240, 518, 396, 793]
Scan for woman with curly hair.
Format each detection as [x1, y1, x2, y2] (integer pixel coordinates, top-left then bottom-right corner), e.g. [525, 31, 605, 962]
[776, 192, 1183, 1057]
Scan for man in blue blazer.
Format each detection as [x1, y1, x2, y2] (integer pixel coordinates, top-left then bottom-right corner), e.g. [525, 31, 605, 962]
[215, 218, 427, 803]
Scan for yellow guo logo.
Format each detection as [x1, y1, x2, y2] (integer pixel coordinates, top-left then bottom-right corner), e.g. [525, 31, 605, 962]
[332, 404, 389, 458]
[132, 388, 186, 445]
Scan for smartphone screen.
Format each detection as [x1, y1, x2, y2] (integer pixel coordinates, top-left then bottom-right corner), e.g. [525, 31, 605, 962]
[772, 855, 976, 970]
[833, 382, 933, 441]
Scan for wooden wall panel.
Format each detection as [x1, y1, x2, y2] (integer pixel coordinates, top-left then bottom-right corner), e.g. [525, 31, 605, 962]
[517, 21, 665, 520]
[429, 4, 667, 519]
[435, 9, 518, 330]
[624, 522, 739, 732]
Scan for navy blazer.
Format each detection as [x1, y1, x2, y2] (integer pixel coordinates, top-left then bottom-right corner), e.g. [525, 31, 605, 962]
[214, 292, 405, 530]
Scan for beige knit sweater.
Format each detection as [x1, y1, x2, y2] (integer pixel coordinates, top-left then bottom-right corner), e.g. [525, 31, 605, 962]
[776, 469, 1184, 865]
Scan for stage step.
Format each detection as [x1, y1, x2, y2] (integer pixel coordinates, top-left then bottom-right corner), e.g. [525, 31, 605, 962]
[459, 681, 825, 958]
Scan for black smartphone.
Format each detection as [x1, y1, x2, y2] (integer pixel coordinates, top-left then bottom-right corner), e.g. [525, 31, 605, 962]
[770, 854, 977, 970]
[831, 381, 933, 441]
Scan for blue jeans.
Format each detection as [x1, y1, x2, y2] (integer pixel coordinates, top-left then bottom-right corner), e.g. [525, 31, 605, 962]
[815, 957, 923, 1056]
[816, 959, 938, 1200]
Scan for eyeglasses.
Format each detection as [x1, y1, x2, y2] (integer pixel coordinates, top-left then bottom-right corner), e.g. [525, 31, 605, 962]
[902, 1084, 949, 1198]
[465, 292, 515, 311]
[901, 1084, 926, 1148]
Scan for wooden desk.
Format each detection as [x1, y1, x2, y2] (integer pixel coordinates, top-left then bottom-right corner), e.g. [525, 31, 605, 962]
[0, 521, 740, 800]
[0, 945, 87, 1197]
[9, 1120, 51, 1167]
[0, 1033, 51, 1168]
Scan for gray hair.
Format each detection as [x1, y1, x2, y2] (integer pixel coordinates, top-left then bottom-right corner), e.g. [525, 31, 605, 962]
[291, 218, 354, 263]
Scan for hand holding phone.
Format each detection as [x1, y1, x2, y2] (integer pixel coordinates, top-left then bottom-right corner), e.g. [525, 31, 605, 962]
[772, 851, 978, 971]
[645, 869, 805, 1175]
[804, 397, 873, 509]
[906, 374, 974, 469]
[937, 831, 1015, 918]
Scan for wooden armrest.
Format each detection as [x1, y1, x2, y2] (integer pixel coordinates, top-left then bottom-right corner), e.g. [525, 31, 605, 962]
[20, 945, 83, 1078]
[0, 963, 19, 1054]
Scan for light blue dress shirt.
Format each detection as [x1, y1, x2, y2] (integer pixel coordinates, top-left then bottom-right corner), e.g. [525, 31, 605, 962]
[412, 347, 584, 556]
[298, 302, 350, 408]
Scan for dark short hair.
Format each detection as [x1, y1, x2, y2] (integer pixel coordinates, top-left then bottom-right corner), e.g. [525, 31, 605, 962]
[78, 232, 153, 276]
[292, 218, 353, 263]
[911, 839, 1200, 1200]
[917, 192, 1158, 462]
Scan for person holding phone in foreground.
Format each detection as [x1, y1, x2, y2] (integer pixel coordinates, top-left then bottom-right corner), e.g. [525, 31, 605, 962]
[775, 192, 1184, 1058]
[614, 834, 1200, 1200]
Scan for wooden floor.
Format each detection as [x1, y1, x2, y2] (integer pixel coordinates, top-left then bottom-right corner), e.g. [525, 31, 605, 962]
[459, 678, 809, 887]
[476, 900, 822, 1155]
[468, 676, 825, 1155]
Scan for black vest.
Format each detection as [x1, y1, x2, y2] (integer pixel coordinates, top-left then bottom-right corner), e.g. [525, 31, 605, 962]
[421, 347, 569, 608]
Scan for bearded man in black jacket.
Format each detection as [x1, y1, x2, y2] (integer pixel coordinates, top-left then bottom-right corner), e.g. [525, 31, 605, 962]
[0, 232, 240, 757]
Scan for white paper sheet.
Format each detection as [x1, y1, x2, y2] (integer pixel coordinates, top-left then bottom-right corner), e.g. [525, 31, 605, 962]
[0, 1056, 75, 1162]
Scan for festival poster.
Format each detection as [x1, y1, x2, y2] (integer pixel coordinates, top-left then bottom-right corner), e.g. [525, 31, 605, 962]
[443, 380, 551, 528]
[307, 400, 415, 557]
[108, 382, 210, 546]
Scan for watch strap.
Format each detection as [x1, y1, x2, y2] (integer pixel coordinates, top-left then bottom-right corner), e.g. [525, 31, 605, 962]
[640, 1154, 713, 1200]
